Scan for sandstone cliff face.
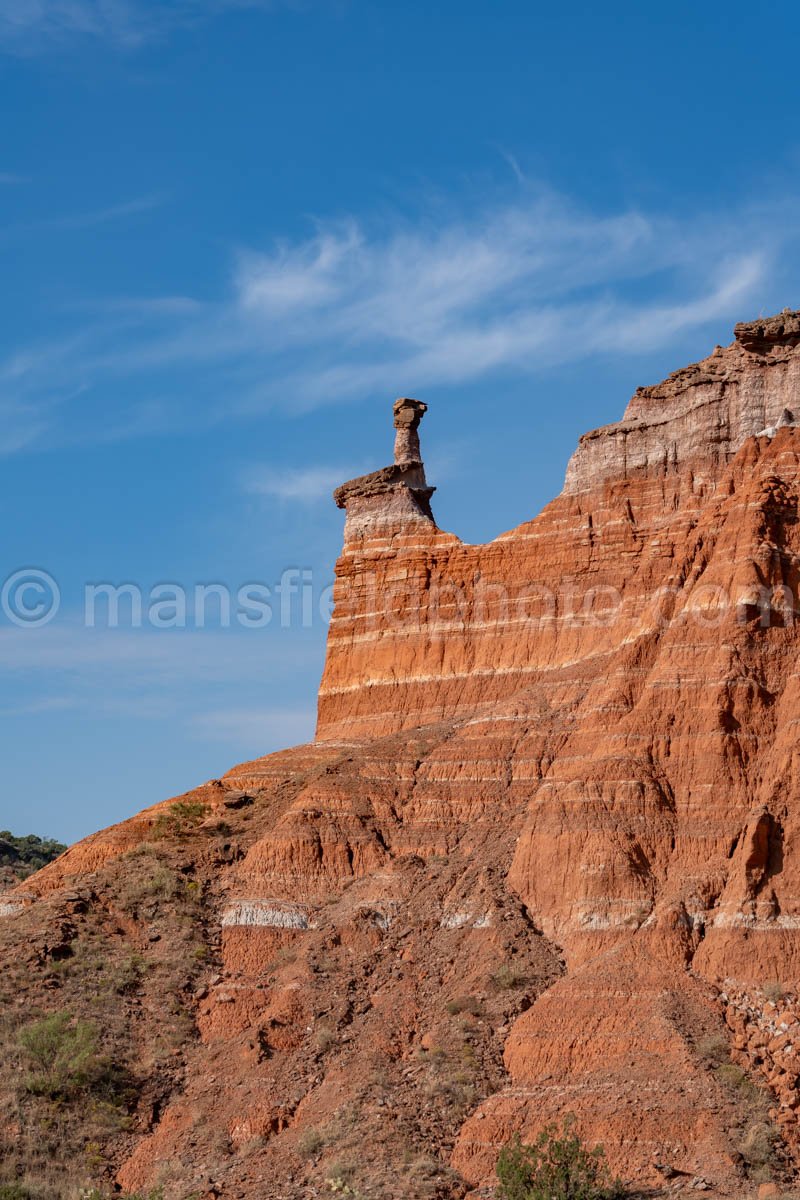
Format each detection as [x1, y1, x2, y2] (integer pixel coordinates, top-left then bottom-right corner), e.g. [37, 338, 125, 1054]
[317, 309, 800, 744]
[564, 309, 800, 493]
[4, 312, 800, 1199]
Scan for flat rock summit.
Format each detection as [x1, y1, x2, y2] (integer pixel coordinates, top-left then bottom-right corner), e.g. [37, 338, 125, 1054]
[5, 309, 800, 1199]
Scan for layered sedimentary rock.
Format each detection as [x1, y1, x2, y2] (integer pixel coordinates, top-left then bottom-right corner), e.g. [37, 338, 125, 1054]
[318, 309, 800, 743]
[4, 311, 800, 1198]
[565, 308, 800, 492]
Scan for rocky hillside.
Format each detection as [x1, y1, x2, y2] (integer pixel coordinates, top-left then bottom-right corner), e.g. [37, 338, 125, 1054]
[3, 309, 800, 1200]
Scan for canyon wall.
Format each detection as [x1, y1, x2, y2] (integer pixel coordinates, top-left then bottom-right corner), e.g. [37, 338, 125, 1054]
[4, 311, 800, 1199]
[318, 310, 800, 745]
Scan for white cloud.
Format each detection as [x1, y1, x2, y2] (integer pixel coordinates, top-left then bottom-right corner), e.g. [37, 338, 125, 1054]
[36, 193, 166, 230]
[227, 200, 771, 400]
[0, 194, 167, 250]
[242, 464, 358, 502]
[236, 224, 363, 316]
[0, 0, 276, 50]
[2, 185, 799, 453]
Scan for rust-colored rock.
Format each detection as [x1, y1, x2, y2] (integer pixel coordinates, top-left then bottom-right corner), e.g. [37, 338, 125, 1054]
[4, 311, 800, 1198]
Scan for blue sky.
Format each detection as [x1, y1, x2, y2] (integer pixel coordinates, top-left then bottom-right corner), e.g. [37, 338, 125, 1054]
[1, 0, 799, 843]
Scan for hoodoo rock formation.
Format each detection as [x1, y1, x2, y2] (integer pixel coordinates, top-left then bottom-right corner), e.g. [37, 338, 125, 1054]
[333, 396, 437, 538]
[4, 310, 800, 1199]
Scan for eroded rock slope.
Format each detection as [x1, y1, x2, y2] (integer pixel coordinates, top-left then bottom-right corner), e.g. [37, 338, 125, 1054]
[4, 310, 800, 1199]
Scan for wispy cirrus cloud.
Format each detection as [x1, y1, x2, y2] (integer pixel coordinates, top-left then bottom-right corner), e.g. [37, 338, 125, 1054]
[0, 193, 167, 245]
[36, 193, 166, 230]
[0, 0, 277, 51]
[2, 185, 799, 455]
[242, 464, 360, 503]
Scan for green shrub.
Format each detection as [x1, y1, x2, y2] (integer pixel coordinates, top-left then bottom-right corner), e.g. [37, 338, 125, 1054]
[763, 981, 787, 1003]
[18, 1012, 99, 1100]
[17, 1012, 132, 1106]
[152, 801, 208, 840]
[496, 1118, 624, 1200]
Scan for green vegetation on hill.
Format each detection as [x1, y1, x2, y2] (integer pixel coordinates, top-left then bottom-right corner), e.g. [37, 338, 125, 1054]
[0, 832, 66, 880]
[496, 1120, 624, 1200]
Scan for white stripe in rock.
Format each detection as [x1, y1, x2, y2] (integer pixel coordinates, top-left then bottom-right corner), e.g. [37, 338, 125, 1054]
[222, 901, 309, 929]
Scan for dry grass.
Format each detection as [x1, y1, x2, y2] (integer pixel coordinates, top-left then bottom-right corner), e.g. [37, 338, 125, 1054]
[738, 1120, 778, 1182]
[490, 963, 528, 991]
[314, 1022, 338, 1053]
[696, 1032, 729, 1065]
[116, 863, 178, 911]
[445, 994, 484, 1017]
[297, 1126, 328, 1160]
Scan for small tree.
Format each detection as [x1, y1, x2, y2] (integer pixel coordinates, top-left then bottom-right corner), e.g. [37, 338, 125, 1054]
[496, 1118, 624, 1200]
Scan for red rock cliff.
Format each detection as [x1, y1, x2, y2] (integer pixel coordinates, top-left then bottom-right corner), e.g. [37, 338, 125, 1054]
[318, 309, 800, 743]
[4, 310, 800, 1200]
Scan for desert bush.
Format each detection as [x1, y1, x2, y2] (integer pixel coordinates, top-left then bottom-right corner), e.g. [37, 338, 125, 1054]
[422, 1045, 446, 1061]
[738, 1121, 778, 1178]
[18, 1013, 100, 1100]
[763, 981, 787, 1002]
[491, 964, 528, 991]
[121, 843, 159, 859]
[696, 1033, 729, 1065]
[17, 1012, 131, 1106]
[496, 1118, 624, 1200]
[325, 1161, 359, 1194]
[401, 1154, 447, 1180]
[170, 800, 208, 823]
[152, 801, 208, 840]
[714, 1061, 765, 1105]
[110, 953, 148, 996]
[297, 1127, 327, 1159]
[715, 1062, 746, 1087]
[118, 865, 176, 911]
[424, 1075, 476, 1110]
[314, 1023, 337, 1053]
